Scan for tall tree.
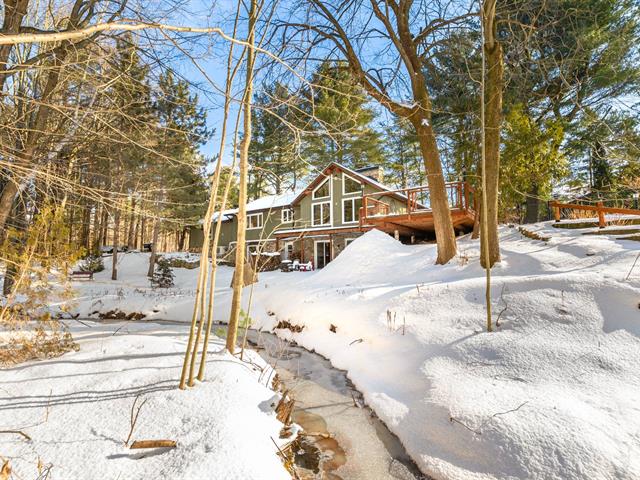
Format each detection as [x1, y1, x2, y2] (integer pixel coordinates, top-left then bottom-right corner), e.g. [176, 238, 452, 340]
[286, 1, 476, 263]
[298, 60, 384, 171]
[249, 83, 300, 198]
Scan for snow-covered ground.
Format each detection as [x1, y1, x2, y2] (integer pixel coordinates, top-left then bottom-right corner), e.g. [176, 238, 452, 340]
[0, 321, 292, 480]
[17, 220, 640, 479]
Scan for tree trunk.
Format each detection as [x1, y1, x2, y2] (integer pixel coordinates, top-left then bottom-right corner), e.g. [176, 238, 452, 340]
[147, 217, 160, 277]
[525, 185, 540, 224]
[140, 214, 146, 248]
[480, 8, 503, 269]
[80, 204, 91, 250]
[2, 197, 25, 295]
[133, 214, 141, 250]
[413, 121, 457, 264]
[111, 206, 120, 281]
[177, 227, 187, 251]
[100, 208, 109, 247]
[227, 0, 257, 352]
[127, 198, 136, 249]
[0, 181, 19, 239]
[91, 204, 101, 254]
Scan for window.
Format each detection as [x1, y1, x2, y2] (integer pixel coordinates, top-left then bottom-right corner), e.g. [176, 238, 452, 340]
[247, 213, 263, 230]
[312, 201, 331, 226]
[247, 244, 260, 255]
[313, 178, 330, 199]
[342, 197, 363, 223]
[343, 174, 361, 195]
[281, 208, 294, 223]
[345, 238, 356, 247]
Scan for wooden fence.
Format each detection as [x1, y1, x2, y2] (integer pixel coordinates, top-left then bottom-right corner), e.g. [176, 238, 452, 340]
[549, 200, 640, 228]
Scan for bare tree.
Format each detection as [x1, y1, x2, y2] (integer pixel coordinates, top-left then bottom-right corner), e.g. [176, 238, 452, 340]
[279, 0, 477, 263]
[227, 0, 259, 352]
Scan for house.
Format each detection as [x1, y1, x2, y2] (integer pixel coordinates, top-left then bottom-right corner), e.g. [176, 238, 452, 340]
[188, 162, 476, 268]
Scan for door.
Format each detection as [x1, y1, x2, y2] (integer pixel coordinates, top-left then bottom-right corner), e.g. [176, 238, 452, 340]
[314, 240, 331, 269]
[283, 241, 294, 260]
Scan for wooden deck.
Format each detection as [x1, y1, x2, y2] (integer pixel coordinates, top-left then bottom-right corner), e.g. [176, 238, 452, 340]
[359, 182, 476, 236]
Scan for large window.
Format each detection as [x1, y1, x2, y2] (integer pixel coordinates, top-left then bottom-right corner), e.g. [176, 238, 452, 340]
[343, 173, 362, 195]
[312, 201, 331, 226]
[281, 208, 294, 223]
[247, 213, 263, 230]
[313, 178, 330, 199]
[342, 197, 362, 223]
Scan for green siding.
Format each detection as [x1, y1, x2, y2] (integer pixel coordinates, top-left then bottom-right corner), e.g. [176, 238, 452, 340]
[188, 166, 408, 251]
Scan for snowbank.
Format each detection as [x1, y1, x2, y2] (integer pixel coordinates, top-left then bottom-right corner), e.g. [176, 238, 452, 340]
[61, 222, 640, 479]
[0, 321, 290, 480]
[248, 225, 640, 480]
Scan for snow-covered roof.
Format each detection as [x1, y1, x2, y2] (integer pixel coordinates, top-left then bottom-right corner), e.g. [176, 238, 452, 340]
[245, 191, 300, 211]
[206, 190, 300, 224]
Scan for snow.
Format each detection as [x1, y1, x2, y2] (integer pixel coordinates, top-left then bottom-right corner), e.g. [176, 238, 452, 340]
[245, 191, 300, 211]
[219, 224, 639, 480]
[21, 219, 640, 480]
[1, 321, 291, 480]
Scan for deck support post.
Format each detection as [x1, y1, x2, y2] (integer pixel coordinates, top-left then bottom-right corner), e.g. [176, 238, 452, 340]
[394, 230, 399, 241]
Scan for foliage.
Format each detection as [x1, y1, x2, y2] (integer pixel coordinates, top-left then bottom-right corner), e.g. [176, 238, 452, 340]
[500, 105, 568, 217]
[150, 258, 175, 288]
[382, 116, 425, 188]
[299, 61, 384, 170]
[249, 83, 301, 198]
[0, 204, 81, 365]
[79, 254, 104, 273]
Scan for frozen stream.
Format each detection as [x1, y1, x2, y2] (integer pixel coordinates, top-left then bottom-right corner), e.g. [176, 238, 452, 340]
[84, 318, 424, 479]
[243, 329, 425, 480]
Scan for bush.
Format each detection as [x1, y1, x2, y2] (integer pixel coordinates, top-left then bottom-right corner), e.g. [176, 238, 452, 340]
[79, 254, 104, 273]
[151, 259, 175, 288]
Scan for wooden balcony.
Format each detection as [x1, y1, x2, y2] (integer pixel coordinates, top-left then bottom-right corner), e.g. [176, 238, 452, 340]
[359, 182, 476, 236]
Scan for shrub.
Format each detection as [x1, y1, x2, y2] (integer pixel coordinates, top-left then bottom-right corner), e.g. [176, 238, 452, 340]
[151, 259, 175, 288]
[79, 254, 104, 273]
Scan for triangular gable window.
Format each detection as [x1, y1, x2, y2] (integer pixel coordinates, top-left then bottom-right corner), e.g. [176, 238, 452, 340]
[313, 178, 330, 199]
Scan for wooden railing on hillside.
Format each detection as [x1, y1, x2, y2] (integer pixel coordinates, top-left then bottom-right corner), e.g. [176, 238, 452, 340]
[550, 200, 640, 228]
[360, 181, 475, 225]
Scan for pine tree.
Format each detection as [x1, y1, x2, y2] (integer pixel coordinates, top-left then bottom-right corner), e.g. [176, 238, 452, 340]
[298, 61, 384, 170]
[383, 116, 425, 188]
[155, 70, 212, 248]
[249, 83, 301, 198]
[79, 254, 104, 273]
[151, 258, 175, 288]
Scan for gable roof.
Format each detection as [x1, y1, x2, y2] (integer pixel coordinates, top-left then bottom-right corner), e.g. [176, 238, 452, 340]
[290, 162, 406, 205]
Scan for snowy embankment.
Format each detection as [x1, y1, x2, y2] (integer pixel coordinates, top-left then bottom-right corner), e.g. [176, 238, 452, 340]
[249, 224, 639, 480]
[0, 322, 291, 480]
[63, 222, 640, 479]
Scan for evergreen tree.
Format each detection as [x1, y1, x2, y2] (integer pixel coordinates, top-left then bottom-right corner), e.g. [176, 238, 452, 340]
[79, 254, 105, 273]
[299, 61, 384, 170]
[155, 70, 212, 248]
[248, 83, 301, 198]
[383, 116, 425, 188]
[151, 258, 175, 288]
[501, 105, 568, 222]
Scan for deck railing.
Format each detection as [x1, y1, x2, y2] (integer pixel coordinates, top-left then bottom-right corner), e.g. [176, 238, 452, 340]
[360, 181, 475, 225]
[549, 200, 640, 228]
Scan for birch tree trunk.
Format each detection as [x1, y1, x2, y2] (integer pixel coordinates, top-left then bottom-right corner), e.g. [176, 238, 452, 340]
[226, 0, 257, 352]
